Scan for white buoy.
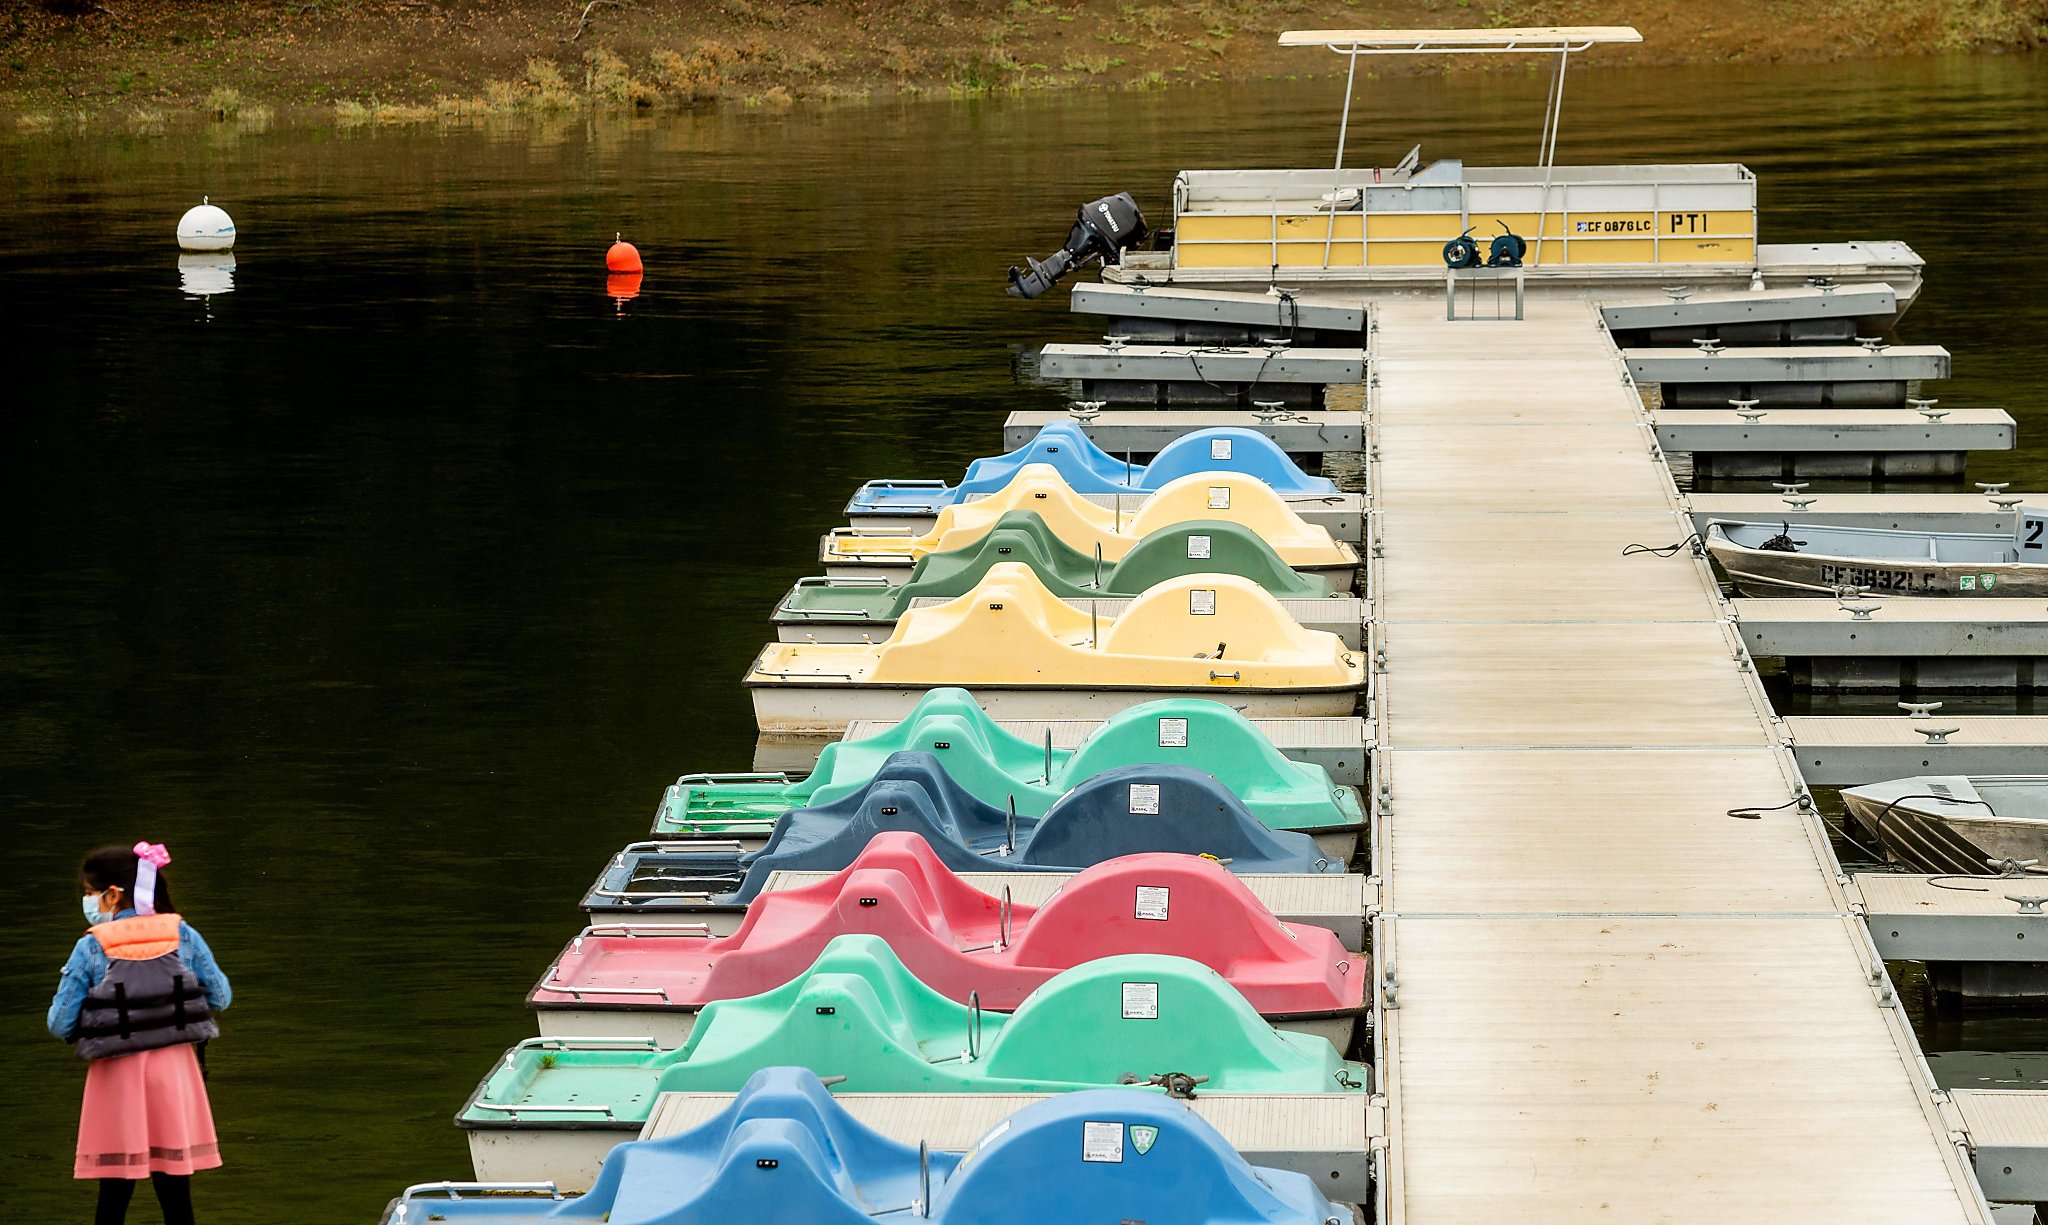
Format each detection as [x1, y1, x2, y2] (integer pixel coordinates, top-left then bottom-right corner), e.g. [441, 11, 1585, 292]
[177, 197, 236, 251]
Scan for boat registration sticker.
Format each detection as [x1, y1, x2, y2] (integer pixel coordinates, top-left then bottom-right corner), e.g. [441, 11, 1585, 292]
[1186, 534, 1211, 560]
[1157, 717, 1189, 748]
[1961, 575, 1977, 591]
[1121, 981, 1159, 1020]
[1189, 588, 1217, 616]
[1209, 438, 1233, 461]
[1134, 885, 1170, 921]
[1207, 485, 1231, 510]
[1083, 1120, 1125, 1163]
[1128, 783, 1161, 815]
[1983, 573, 1998, 590]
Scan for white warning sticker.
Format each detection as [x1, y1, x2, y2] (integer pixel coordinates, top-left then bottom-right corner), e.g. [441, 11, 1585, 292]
[1121, 981, 1159, 1019]
[1083, 1120, 1125, 1163]
[1157, 717, 1188, 748]
[1128, 782, 1161, 815]
[1135, 885, 1170, 921]
[1186, 533, 1211, 560]
[1209, 438, 1233, 461]
[1189, 588, 1216, 616]
[1206, 486, 1231, 510]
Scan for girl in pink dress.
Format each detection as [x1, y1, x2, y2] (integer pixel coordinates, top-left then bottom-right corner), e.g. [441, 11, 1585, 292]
[47, 843, 232, 1225]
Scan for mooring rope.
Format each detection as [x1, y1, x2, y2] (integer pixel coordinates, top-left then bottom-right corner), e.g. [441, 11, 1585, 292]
[1621, 534, 1705, 558]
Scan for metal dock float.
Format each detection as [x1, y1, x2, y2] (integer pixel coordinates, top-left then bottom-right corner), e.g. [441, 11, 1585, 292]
[1786, 717, 2048, 785]
[1953, 1092, 2048, 1203]
[1600, 282, 1900, 342]
[640, 1091, 1372, 1203]
[1854, 873, 2048, 965]
[1367, 292, 1990, 1223]
[1656, 407, 2014, 478]
[1736, 600, 2048, 691]
[1689, 493, 2032, 535]
[1002, 409, 1365, 457]
[1625, 343, 1952, 407]
[1037, 342, 1366, 406]
[1071, 282, 1367, 344]
[764, 869, 1375, 947]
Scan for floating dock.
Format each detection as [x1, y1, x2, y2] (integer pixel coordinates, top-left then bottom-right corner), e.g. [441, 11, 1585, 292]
[1654, 406, 2014, 479]
[1784, 716, 2048, 786]
[1736, 600, 2048, 691]
[1599, 282, 1901, 342]
[1362, 291, 1991, 1222]
[1687, 493, 2033, 535]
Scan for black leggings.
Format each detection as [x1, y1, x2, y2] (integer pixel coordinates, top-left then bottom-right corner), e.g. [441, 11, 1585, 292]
[94, 1174, 193, 1225]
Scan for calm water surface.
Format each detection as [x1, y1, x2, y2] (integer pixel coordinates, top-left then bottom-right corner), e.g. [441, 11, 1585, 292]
[2, 54, 2044, 1218]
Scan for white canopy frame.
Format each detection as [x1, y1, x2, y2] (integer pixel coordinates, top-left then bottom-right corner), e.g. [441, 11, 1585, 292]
[1279, 27, 1644, 267]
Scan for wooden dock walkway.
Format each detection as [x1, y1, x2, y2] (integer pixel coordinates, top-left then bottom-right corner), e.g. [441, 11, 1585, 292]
[1364, 293, 1990, 1222]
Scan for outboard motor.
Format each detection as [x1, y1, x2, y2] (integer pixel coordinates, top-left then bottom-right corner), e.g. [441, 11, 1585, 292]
[1007, 192, 1148, 299]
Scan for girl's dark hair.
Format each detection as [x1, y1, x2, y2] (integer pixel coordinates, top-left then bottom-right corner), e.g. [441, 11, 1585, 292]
[80, 845, 178, 916]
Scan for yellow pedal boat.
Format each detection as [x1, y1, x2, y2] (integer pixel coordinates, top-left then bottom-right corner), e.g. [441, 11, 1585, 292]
[819, 464, 1358, 587]
[746, 563, 1366, 736]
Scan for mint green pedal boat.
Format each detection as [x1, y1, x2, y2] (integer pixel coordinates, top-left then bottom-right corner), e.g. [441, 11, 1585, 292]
[459, 935, 1367, 1178]
[651, 687, 1362, 846]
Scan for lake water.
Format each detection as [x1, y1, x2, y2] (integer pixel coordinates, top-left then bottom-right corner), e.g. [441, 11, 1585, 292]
[2, 53, 2044, 1218]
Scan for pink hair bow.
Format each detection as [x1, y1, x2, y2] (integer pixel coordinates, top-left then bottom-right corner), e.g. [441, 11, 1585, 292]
[132, 841, 171, 915]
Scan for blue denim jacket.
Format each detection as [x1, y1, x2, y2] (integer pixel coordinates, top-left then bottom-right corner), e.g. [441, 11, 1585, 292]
[46, 909, 233, 1042]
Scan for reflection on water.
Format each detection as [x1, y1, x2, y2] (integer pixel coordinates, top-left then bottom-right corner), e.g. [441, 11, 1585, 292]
[178, 252, 236, 299]
[0, 53, 2044, 1219]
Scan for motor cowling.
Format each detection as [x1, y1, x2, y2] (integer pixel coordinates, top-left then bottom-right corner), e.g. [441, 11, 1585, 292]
[1007, 192, 1148, 299]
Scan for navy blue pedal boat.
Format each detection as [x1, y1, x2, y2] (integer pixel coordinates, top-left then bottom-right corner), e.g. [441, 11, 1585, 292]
[580, 751, 1343, 922]
[380, 1066, 1348, 1224]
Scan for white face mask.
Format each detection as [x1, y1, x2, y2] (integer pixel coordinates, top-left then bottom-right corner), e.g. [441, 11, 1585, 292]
[81, 892, 111, 926]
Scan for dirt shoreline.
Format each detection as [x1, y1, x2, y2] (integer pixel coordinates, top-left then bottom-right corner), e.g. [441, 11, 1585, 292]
[5, 0, 2045, 127]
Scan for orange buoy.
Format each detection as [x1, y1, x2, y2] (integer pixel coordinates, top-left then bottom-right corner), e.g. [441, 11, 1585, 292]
[606, 233, 643, 274]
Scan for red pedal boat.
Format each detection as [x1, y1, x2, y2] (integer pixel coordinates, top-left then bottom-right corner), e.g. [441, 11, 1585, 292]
[529, 831, 1365, 1048]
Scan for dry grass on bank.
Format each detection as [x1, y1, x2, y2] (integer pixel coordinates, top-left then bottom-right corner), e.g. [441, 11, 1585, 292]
[2, 0, 2044, 130]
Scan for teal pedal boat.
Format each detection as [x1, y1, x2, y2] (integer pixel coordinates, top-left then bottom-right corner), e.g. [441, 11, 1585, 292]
[776, 512, 1345, 642]
[401, 1067, 1350, 1222]
[460, 935, 1367, 1179]
[651, 687, 1362, 850]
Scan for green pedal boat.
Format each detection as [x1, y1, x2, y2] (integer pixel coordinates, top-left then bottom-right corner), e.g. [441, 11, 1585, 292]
[776, 512, 1353, 643]
[460, 934, 1368, 1181]
[650, 687, 1363, 854]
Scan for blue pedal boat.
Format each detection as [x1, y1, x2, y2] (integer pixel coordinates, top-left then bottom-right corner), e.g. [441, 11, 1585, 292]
[582, 751, 1344, 925]
[389, 1067, 1349, 1223]
[846, 420, 1336, 521]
